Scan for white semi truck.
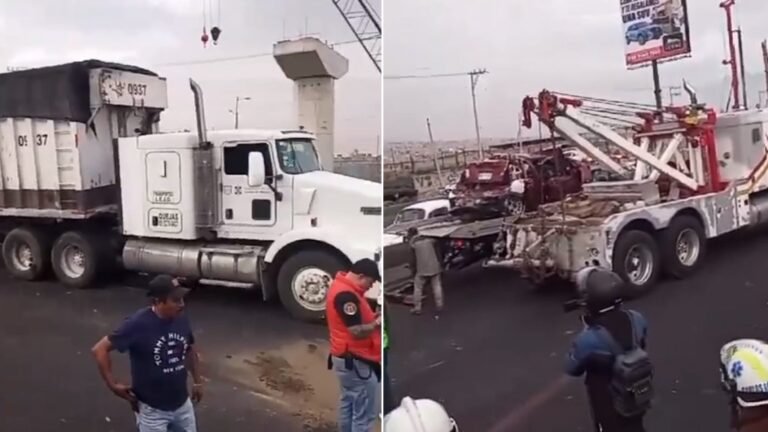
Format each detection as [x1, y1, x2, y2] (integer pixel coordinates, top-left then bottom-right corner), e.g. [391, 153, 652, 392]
[0, 60, 381, 321]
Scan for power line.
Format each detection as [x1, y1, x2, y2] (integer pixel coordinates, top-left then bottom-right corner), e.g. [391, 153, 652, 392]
[384, 71, 471, 80]
[154, 38, 363, 67]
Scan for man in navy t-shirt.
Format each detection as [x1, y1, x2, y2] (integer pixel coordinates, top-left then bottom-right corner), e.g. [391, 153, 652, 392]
[91, 275, 203, 432]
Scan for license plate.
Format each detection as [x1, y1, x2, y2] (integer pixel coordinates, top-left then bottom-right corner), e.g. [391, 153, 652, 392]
[478, 172, 493, 181]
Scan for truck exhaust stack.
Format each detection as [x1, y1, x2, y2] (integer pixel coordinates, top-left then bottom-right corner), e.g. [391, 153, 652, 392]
[189, 79, 208, 145]
[683, 80, 698, 106]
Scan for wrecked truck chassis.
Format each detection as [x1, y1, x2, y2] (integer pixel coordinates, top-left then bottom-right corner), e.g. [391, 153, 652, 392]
[486, 223, 606, 284]
[484, 187, 743, 290]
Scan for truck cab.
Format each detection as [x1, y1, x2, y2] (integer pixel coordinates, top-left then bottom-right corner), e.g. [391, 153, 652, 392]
[119, 127, 382, 321]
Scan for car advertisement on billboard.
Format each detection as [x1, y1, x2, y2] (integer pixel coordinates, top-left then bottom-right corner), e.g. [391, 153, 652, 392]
[621, 0, 691, 68]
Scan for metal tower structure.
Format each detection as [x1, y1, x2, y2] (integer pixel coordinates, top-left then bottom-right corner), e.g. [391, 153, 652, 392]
[330, 0, 381, 73]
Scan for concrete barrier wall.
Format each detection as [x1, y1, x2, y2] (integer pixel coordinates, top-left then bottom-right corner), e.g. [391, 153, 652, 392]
[385, 149, 481, 175]
[335, 158, 381, 183]
[412, 169, 462, 194]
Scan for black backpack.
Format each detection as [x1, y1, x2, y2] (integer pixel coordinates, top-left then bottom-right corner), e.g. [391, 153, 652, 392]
[594, 313, 654, 417]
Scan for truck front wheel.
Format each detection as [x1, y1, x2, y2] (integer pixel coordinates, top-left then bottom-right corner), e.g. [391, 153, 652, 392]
[2, 227, 52, 281]
[277, 250, 347, 322]
[611, 230, 660, 297]
[659, 215, 706, 279]
[51, 231, 103, 289]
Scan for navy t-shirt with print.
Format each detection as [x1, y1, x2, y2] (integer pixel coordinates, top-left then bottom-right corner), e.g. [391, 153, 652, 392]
[109, 307, 195, 411]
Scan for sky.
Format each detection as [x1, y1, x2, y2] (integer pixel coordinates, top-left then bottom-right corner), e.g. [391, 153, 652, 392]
[383, 0, 768, 143]
[0, 0, 381, 155]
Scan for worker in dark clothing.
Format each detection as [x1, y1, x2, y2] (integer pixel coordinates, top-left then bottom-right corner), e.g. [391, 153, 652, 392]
[326, 258, 382, 432]
[406, 227, 444, 315]
[564, 267, 651, 432]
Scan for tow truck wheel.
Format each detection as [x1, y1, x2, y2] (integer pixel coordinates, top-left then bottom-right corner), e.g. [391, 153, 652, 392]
[51, 231, 103, 289]
[2, 227, 52, 281]
[659, 215, 706, 279]
[611, 230, 660, 297]
[277, 250, 347, 322]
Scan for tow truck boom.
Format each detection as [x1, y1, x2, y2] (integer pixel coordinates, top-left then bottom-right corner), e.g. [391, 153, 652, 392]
[522, 90, 704, 191]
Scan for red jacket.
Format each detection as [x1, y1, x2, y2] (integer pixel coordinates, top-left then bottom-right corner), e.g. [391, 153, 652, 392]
[326, 272, 381, 363]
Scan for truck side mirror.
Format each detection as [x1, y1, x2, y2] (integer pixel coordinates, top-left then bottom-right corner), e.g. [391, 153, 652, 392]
[248, 152, 266, 187]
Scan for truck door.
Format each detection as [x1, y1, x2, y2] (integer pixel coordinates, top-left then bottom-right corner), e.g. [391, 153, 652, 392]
[221, 142, 293, 232]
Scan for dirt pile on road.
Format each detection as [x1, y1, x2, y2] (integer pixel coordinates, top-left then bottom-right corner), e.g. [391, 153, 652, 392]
[216, 340, 339, 430]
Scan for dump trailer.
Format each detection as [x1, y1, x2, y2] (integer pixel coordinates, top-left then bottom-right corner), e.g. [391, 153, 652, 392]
[484, 87, 768, 296]
[0, 60, 381, 321]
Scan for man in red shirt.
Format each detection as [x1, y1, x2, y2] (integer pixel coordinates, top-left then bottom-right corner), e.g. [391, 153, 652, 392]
[326, 258, 382, 432]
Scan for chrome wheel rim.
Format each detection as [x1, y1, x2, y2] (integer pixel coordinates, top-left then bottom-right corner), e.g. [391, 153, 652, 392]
[676, 228, 701, 266]
[12, 243, 34, 271]
[624, 244, 654, 285]
[60, 245, 86, 279]
[292, 267, 332, 311]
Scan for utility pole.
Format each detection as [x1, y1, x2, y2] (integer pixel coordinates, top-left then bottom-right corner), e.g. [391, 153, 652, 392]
[426, 117, 443, 187]
[652, 60, 663, 112]
[762, 40, 768, 106]
[230, 96, 251, 129]
[665, 85, 682, 106]
[736, 27, 748, 109]
[469, 68, 488, 160]
[720, 0, 740, 111]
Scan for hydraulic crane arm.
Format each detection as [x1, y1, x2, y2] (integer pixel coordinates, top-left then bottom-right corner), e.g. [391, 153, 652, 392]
[563, 106, 699, 190]
[550, 117, 629, 176]
[331, 0, 381, 73]
[522, 91, 700, 191]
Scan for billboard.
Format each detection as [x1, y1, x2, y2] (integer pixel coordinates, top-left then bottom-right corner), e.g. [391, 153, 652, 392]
[621, 0, 692, 69]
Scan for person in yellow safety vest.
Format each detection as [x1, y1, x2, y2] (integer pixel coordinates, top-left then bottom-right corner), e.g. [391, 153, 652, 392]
[720, 339, 768, 431]
[384, 397, 459, 432]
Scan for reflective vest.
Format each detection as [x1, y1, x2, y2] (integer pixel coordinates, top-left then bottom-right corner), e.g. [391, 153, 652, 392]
[383, 321, 389, 350]
[326, 272, 381, 363]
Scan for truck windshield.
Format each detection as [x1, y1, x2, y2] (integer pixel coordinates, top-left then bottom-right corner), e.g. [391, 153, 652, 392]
[393, 208, 425, 224]
[276, 139, 321, 174]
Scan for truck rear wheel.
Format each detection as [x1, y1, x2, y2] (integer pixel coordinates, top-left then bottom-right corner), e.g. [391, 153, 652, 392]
[277, 250, 347, 322]
[611, 230, 660, 297]
[51, 231, 103, 289]
[659, 215, 706, 279]
[2, 227, 52, 281]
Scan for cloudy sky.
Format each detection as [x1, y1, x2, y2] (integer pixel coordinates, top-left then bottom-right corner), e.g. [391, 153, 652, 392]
[0, 0, 381, 155]
[384, 0, 768, 143]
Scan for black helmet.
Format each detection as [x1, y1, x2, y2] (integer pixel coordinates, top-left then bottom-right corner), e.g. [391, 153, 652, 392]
[575, 267, 624, 313]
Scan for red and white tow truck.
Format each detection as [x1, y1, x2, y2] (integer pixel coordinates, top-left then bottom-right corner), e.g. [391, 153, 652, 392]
[484, 83, 768, 295]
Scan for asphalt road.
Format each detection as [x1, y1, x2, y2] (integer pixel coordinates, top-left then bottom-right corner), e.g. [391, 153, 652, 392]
[0, 273, 340, 432]
[386, 226, 768, 431]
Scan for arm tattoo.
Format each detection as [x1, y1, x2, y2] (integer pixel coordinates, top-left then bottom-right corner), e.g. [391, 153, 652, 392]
[348, 322, 377, 339]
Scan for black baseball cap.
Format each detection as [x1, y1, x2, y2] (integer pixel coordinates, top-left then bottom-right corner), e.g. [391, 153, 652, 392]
[350, 258, 381, 282]
[146, 274, 190, 299]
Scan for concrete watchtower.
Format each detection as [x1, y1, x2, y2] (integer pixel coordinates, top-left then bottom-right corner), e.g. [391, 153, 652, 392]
[273, 37, 349, 171]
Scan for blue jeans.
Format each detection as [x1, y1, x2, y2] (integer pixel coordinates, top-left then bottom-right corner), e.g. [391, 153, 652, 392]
[135, 398, 197, 432]
[332, 356, 380, 432]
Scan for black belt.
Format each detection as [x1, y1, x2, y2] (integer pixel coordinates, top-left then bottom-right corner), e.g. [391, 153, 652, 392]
[327, 353, 382, 382]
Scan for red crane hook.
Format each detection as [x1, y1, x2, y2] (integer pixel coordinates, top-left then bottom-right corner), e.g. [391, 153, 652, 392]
[201, 26, 209, 47]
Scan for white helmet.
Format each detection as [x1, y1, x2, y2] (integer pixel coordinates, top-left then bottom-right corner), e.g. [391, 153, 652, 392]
[720, 339, 768, 407]
[384, 397, 458, 432]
